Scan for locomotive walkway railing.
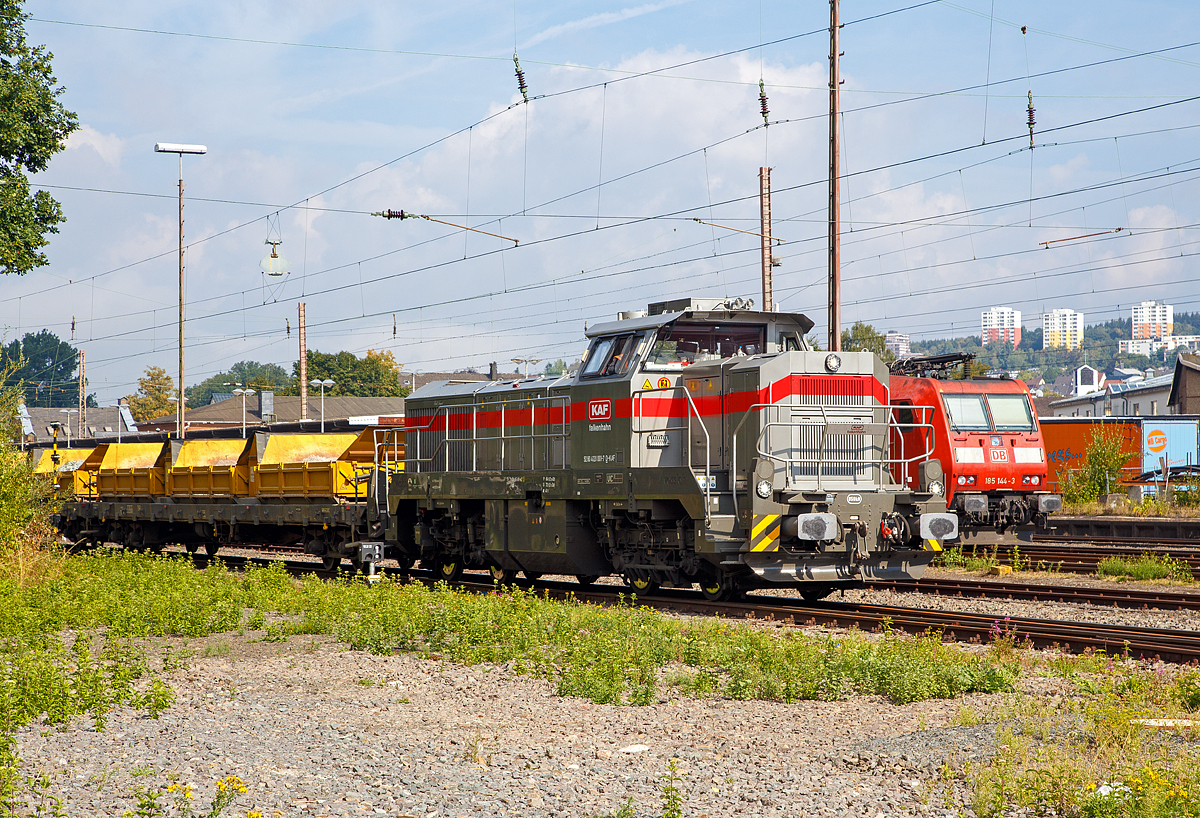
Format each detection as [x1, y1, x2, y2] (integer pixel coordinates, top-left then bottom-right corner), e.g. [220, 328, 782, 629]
[730, 402, 937, 516]
[630, 384, 711, 522]
[389, 391, 572, 476]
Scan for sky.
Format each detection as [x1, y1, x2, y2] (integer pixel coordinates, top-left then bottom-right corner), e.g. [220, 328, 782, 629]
[7, 0, 1200, 403]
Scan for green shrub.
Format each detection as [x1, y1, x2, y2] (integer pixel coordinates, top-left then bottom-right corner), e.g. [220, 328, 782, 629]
[1062, 427, 1130, 505]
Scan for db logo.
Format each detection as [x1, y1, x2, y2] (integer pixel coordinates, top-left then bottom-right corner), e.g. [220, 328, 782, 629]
[990, 449, 1009, 462]
[1147, 430, 1167, 453]
[588, 399, 612, 421]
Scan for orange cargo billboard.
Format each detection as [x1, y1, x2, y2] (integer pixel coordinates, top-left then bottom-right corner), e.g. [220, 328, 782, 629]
[1039, 418, 1142, 493]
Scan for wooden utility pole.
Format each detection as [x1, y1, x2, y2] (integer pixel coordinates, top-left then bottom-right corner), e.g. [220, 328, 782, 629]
[759, 167, 775, 312]
[828, 0, 842, 351]
[299, 302, 309, 421]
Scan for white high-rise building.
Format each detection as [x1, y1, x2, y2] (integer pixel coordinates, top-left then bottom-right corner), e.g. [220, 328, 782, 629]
[981, 306, 1021, 347]
[1132, 300, 1173, 340]
[1042, 309, 1084, 350]
[884, 331, 911, 357]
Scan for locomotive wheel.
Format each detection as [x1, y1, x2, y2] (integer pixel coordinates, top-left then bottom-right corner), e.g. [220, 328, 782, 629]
[798, 583, 835, 602]
[436, 557, 463, 584]
[575, 575, 600, 587]
[489, 564, 517, 584]
[624, 570, 660, 596]
[699, 573, 738, 602]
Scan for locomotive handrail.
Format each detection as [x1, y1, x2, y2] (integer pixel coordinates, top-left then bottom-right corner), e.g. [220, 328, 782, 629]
[731, 402, 937, 517]
[397, 391, 571, 474]
[630, 384, 711, 523]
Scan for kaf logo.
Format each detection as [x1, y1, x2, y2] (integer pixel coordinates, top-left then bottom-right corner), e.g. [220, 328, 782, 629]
[588, 399, 612, 422]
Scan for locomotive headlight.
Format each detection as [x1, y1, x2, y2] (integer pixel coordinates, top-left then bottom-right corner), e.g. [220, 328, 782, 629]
[755, 479, 773, 499]
[956, 475, 966, 486]
[928, 480, 945, 497]
[1022, 475, 1031, 485]
[824, 353, 842, 373]
[1031, 475, 1040, 485]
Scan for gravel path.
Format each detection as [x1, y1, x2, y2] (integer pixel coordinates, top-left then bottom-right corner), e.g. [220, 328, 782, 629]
[15, 631, 1010, 818]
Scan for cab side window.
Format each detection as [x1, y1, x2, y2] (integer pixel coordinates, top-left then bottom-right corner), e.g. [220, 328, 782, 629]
[580, 333, 641, 378]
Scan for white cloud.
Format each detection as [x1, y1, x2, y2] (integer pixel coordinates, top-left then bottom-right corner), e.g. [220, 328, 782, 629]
[522, 1, 693, 50]
[65, 125, 125, 167]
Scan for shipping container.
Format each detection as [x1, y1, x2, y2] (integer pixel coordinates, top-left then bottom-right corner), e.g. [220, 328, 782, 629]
[1039, 417, 1200, 492]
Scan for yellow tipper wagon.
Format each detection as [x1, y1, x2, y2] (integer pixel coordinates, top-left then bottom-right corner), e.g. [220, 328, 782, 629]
[87, 442, 170, 499]
[168, 439, 253, 499]
[32, 447, 95, 495]
[252, 433, 363, 500]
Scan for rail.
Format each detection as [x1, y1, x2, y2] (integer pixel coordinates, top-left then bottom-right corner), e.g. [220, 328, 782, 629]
[630, 384, 711, 521]
[731, 402, 936, 516]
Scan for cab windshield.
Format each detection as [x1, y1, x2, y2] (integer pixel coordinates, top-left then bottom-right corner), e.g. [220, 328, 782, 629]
[644, 323, 765, 370]
[941, 392, 1036, 432]
[580, 333, 642, 378]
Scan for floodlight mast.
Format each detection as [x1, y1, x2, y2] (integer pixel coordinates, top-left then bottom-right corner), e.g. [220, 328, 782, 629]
[154, 142, 208, 438]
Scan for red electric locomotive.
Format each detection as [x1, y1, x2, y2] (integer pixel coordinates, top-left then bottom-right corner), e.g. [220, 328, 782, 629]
[887, 354, 1061, 532]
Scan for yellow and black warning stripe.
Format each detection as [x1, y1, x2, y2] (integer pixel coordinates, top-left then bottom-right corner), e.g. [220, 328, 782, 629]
[922, 538, 943, 552]
[749, 513, 782, 552]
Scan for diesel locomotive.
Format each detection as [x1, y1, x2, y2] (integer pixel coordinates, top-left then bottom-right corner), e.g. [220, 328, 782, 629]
[385, 297, 959, 599]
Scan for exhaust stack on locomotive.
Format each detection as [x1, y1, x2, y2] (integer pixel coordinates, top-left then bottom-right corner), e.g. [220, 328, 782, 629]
[390, 297, 957, 600]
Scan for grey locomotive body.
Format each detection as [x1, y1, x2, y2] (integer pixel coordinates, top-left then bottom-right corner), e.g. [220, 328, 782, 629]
[386, 298, 957, 599]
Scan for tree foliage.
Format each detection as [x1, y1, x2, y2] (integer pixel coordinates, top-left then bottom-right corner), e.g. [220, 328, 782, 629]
[840, 322, 894, 361]
[125, 366, 175, 423]
[287, 349, 404, 397]
[0, 0, 79, 275]
[0, 329, 80, 407]
[185, 360, 291, 408]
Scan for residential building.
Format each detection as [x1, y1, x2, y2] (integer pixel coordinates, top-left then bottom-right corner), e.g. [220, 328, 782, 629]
[1049, 369, 1178, 417]
[1169, 353, 1200, 414]
[884, 331, 911, 357]
[1118, 335, 1200, 356]
[1041, 308, 1084, 350]
[981, 306, 1021, 347]
[1132, 300, 1173, 340]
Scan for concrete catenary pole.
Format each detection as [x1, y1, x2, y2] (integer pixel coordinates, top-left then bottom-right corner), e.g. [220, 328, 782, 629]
[759, 167, 774, 312]
[299, 302, 308, 421]
[828, 0, 843, 351]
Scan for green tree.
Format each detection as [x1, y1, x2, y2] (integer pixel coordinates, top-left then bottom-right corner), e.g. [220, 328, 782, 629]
[288, 349, 403, 397]
[185, 360, 291, 408]
[0, 1, 79, 275]
[839, 321, 893, 360]
[543, 359, 568, 376]
[125, 366, 175, 423]
[0, 329, 79, 407]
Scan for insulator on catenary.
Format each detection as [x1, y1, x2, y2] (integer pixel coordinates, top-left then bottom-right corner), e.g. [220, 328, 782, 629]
[513, 52, 529, 103]
[758, 79, 770, 126]
[1026, 91, 1036, 147]
[286, 318, 291, 338]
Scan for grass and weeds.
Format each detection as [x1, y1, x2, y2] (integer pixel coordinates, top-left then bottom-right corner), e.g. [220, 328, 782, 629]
[937, 648, 1200, 818]
[1097, 553, 1194, 583]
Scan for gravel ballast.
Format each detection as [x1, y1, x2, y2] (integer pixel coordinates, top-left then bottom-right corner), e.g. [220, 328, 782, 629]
[16, 632, 999, 818]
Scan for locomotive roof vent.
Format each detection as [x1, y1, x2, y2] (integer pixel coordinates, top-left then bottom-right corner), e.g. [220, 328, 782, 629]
[617, 309, 648, 320]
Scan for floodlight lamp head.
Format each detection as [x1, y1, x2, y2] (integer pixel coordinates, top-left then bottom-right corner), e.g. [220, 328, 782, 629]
[155, 142, 207, 155]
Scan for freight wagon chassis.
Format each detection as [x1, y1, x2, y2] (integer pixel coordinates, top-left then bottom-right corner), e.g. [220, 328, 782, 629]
[53, 500, 383, 572]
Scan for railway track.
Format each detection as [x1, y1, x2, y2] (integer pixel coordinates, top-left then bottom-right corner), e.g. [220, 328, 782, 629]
[869, 577, 1200, 611]
[177, 551, 1200, 664]
[956, 541, 1200, 577]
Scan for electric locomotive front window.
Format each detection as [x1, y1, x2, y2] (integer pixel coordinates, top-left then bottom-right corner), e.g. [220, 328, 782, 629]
[644, 324, 765, 370]
[986, 394, 1035, 431]
[580, 333, 642, 378]
[941, 394, 990, 432]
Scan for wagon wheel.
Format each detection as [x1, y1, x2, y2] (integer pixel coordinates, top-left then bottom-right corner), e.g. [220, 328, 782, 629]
[435, 556, 463, 584]
[321, 554, 342, 572]
[699, 571, 739, 602]
[522, 571, 542, 582]
[185, 542, 200, 555]
[489, 564, 517, 585]
[623, 570, 660, 596]
[575, 575, 600, 587]
[798, 583, 835, 602]
[204, 543, 221, 557]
